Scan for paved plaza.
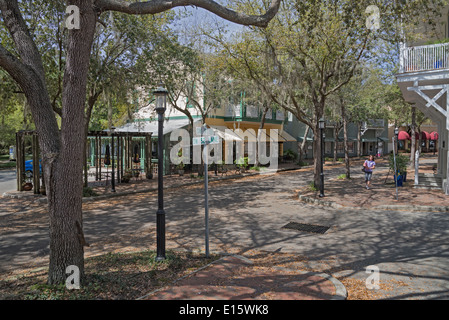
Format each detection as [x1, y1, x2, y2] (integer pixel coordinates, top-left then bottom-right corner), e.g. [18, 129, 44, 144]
[1, 155, 449, 299]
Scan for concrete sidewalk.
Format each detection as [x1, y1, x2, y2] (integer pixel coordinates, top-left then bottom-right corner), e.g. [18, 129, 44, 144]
[138, 255, 347, 300]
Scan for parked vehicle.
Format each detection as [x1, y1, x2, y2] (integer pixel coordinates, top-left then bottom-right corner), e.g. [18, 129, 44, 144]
[25, 159, 42, 176]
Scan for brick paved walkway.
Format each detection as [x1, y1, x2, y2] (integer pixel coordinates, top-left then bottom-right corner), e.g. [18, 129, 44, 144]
[139, 255, 346, 300]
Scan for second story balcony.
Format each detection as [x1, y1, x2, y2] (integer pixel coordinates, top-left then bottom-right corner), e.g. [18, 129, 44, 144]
[400, 42, 449, 73]
[224, 104, 284, 123]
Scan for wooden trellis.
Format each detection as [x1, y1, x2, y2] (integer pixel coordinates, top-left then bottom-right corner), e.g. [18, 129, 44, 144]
[15, 130, 152, 194]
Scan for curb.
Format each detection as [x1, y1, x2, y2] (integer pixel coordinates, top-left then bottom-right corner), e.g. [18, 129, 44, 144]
[298, 193, 449, 213]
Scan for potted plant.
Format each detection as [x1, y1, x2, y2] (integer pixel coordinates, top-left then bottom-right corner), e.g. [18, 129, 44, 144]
[23, 171, 33, 191]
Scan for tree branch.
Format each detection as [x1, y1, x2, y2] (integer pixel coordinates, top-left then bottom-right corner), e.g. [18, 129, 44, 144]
[95, 0, 281, 27]
[0, 0, 46, 84]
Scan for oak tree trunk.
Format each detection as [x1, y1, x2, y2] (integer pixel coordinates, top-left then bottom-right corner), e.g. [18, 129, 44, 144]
[46, 1, 97, 284]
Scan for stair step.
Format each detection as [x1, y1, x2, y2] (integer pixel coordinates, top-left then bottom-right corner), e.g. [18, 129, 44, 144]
[414, 185, 442, 190]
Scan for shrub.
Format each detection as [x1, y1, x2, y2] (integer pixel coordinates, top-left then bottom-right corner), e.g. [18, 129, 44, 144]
[283, 149, 298, 161]
[83, 187, 98, 197]
[388, 153, 409, 175]
[235, 157, 249, 168]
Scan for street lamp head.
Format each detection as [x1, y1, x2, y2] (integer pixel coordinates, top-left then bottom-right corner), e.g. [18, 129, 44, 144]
[319, 117, 325, 129]
[394, 127, 399, 135]
[153, 83, 168, 114]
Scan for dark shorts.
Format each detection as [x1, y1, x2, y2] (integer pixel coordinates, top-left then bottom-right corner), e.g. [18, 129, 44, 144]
[365, 171, 373, 181]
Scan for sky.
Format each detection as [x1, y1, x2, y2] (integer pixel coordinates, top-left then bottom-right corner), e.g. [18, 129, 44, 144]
[171, 6, 246, 49]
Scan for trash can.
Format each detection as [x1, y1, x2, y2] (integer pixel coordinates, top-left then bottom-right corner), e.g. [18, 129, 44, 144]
[9, 146, 16, 161]
[397, 175, 403, 187]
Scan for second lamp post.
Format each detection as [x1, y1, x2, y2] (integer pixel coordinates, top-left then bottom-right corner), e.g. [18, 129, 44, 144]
[319, 118, 326, 198]
[154, 84, 168, 261]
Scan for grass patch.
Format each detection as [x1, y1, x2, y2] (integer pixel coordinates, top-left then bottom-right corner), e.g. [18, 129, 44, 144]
[337, 174, 348, 180]
[297, 161, 309, 167]
[82, 187, 98, 197]
[307, 181, 318, 191]
[0, 249, 219, 300]
[0, 154, 33, 169]
[0, 161, 16, 169]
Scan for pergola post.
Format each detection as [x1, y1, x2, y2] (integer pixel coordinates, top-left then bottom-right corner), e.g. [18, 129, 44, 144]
[16, 132, 23, 191]
[116, 135, 121, 184]
[145, 134, 152, 178]
[83, 139, 88, 188]
[32, 132, 40, 194]
[95, 136, 98, 181]
[98, 136, 101, 181]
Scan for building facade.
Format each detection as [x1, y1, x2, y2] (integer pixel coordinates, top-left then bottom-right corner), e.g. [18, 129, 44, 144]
[395, 5, 449, 194]
[283, 117, 389, 160]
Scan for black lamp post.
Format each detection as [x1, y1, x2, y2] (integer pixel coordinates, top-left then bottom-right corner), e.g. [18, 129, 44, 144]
[154, 83, 168, 261]
[319, 117, 325, 198]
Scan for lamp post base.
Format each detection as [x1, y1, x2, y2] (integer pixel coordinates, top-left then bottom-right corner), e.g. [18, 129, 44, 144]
[156, 208, 166, 261]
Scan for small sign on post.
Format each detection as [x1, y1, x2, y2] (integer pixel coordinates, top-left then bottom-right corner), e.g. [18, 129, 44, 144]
[195, 125, 220, 258]
[193, 135, 219, 146]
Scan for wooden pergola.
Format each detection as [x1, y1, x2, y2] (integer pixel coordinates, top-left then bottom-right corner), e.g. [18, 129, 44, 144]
[15, 130, 152, 194]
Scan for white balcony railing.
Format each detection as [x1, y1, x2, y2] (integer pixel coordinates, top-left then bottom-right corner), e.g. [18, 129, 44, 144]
[400, 42, 449, 73]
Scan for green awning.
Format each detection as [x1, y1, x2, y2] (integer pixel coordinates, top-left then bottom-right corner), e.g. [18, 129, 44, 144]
[362, 137, 388, 142]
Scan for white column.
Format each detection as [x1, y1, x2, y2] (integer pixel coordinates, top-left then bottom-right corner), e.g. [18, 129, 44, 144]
[446, 116, 449, 195]
[438, 120, 444, 176]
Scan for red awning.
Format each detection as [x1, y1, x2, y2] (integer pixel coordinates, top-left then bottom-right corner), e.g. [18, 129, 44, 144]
[398, 131, 410, 140]
[415, 131, 431, 140]
[430, 131, 439, 140]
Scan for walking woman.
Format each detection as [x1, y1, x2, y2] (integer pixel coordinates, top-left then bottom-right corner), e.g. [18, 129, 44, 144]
[363, 155, 376, 190]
